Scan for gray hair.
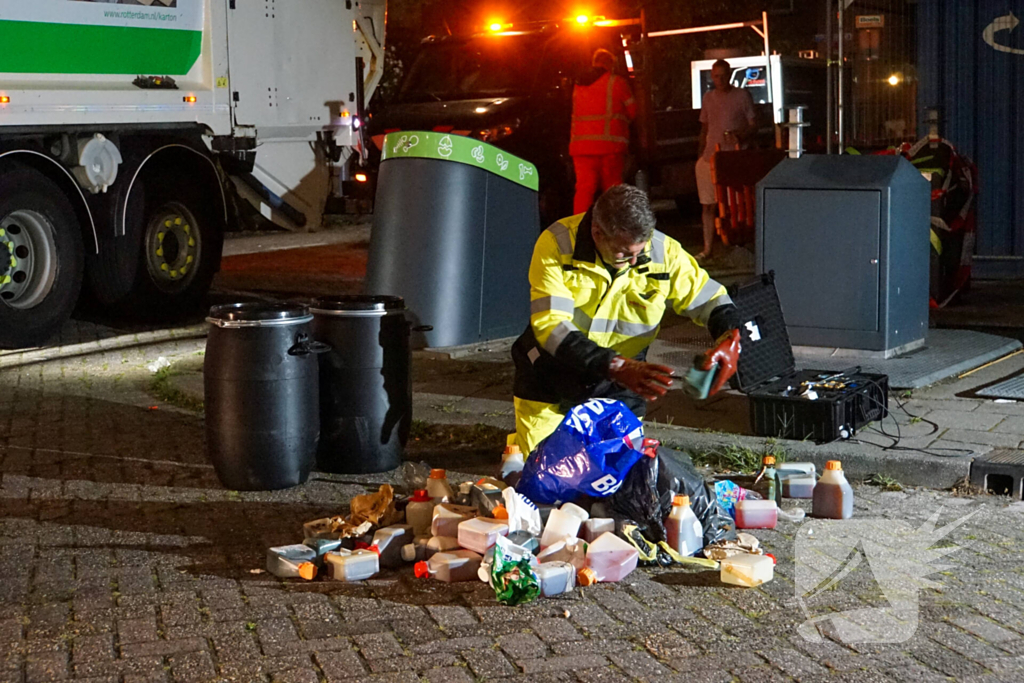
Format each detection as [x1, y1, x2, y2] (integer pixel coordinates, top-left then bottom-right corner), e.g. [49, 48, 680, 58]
[592, 185, 656, 244]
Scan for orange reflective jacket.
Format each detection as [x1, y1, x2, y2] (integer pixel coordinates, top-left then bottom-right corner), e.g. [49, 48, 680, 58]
[569, 71, 637, 156]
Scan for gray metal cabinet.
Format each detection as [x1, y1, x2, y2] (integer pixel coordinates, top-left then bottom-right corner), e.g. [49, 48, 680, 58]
[756, 155, 930, 354]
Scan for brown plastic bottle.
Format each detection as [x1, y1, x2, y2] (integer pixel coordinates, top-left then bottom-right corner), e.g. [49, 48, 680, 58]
[812, 460, 854, 519]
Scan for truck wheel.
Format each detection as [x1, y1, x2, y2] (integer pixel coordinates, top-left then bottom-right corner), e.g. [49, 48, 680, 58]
[0, 167, 84, 349]
[129, 173, 223, 318]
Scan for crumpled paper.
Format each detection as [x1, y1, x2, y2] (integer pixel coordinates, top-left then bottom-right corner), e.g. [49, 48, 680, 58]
[702, 532, 763, 561]
[303, 485, 400, 540]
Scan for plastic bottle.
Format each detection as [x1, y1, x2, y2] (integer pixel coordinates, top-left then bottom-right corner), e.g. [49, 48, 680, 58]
[303, 538, 345, 566]
[414, 550, 482, 583]
[720, 553, 774, 587]
[431, 503, 477, 537]
[757, 456, 783, 504]
[458, 517, 509, 554]
[577, 532, 639, 585]
[735, 499, 778, 529]
[779, 463, 817, 499]
[266, 545, 318, 580]
[541, 502, 590, 549]
[812, 460, 854, 519]
[535, 561, 576, 597]
[405, 490, 435, 536]
[370, 525, 414, 568]
[537, 538, 586, 570]
[500, 443, 525, 485]
[506, 530, 540, 554]
[426, 469, 455, 503]
[665, 495, 704, 556]
[580, 518, 615, 543]
[324, 549, 379, 581]
[401, 538, 428, 563]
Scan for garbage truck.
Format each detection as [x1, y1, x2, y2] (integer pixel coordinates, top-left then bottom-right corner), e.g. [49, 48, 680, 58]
[0, 0, 385, 348]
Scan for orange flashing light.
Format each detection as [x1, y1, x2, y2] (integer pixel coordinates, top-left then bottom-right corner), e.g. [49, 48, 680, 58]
[0, 96, 9, 105]
[184, 95, 197, 104]
[355, 173, 368, 183]
[576, 14, 589, 24]
[489, 22, 503, 32]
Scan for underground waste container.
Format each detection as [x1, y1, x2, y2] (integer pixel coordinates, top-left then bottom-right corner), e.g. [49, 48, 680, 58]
[205, 303, 324, 490]
[311, 295, 411, 474]
[367, 131, 539, 348]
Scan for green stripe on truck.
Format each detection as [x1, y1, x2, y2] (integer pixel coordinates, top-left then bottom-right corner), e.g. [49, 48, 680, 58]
[0, 21, 201, 75]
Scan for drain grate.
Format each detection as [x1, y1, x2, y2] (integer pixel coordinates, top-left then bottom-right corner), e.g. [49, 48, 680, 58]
[976, 374, 1024, 400]
[970, 448, 1024, 498]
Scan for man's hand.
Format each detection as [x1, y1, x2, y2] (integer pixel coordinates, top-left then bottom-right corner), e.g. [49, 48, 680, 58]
[608, 356, 674, 401]
[701, 329, 741, 395]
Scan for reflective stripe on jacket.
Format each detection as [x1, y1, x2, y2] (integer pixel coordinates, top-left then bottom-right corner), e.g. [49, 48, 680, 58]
[569, 71, 637, 156]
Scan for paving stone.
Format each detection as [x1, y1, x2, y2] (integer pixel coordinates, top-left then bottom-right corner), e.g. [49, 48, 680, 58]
[939, 429, 1024, 448]
[952, 616, 1021, 644]
[315, 649, 368, 681]
[168, 651, 217, 683]
[532, 618, 584, 644]
[464, 649, 517, 678]
[121, 637, 207, 658]
[518, 654, 611, 674]
[498, 633, 550, 661]
[423, 666, 475, 683]
[352, 632, 405, 659]
[992, 417, 1024, 435]
[412, 636, 494, 655]
[608, 649, 671, 678]
[929, 410, 1005, 431]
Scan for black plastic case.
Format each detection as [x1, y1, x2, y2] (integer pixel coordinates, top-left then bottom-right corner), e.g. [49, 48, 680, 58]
[730, 273, 890, 443]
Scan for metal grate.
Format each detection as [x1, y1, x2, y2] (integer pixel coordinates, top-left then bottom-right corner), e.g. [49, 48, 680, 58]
[976, 374, 1024, 401]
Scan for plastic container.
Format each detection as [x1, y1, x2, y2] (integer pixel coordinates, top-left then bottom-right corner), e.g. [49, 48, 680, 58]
[756, 455, 782, 504]
[303, 538, 345, 566]
[267, 545, 318, 580]
[537, 538, 586, 570]
[458, 517, 509, 554]
[414, 550, 482, 583]
[735, 499, 778, 529]
[401, 538, 428, 563]
[431, 504, 477, 537]
[720, 553, 774, 587]
[427, 469, 455, 502]
[577, 532, 639, 585]
[536, 562, 576, 597]
[324, 549, 379, 581]
[812, 460, 854, 519]
[541, 503, 590, 549]
[779, 462, 816, 499]
[580, 518, 615, 543]
[406, 490, 435, 536]
[370, 525, 413, 568]
[507, 530, 540, 554]
[665, 495, 704, 556]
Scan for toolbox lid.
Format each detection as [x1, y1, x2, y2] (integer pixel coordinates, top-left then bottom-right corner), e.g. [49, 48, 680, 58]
[729, 272, 796, 391]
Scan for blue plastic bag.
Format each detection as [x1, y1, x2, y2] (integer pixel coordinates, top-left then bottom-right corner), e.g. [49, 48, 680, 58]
[516, 399, 645, 505]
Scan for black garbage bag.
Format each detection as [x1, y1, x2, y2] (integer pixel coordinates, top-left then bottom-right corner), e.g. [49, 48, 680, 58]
[607, 445, 666, 544]
[656, 446, 736, 547]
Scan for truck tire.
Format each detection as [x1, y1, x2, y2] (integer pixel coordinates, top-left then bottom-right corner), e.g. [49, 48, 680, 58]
[0, 167, 84, 349]
[126, 171, 223, 318]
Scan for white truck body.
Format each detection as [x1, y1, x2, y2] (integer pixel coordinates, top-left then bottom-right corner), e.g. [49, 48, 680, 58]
[0, 0, 385, 347]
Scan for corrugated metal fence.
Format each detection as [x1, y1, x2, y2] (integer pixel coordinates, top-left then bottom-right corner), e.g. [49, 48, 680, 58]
[917, 0, 1024, 278]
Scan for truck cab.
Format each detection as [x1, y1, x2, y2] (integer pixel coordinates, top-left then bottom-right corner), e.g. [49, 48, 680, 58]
[371, 20, 629, 223]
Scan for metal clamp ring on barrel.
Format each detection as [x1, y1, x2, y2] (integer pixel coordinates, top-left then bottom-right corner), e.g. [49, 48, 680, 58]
[205, 314, 315, 328]
[309, 308, 398, 318]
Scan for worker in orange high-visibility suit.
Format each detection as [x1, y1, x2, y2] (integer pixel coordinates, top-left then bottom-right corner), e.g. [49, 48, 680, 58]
[570, 49, 637, 214]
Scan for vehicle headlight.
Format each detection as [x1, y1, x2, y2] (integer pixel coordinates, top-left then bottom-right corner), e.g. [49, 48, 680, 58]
[472, 120, 519, 143]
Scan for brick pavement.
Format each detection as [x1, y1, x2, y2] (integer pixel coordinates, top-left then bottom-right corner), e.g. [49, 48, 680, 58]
[2, 343, 1024, 682]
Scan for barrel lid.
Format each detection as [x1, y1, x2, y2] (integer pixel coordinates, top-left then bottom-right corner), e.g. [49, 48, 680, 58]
[206, 303, 313, 328]
[311, 295, 405, 316]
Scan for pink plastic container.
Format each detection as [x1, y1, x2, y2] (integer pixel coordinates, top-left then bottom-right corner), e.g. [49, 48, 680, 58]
[735, 499, 778, 529]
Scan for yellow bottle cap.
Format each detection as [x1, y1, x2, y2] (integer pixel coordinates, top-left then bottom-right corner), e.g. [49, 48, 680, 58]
[825, 460, 843, 471]
[577, 567, 598, 586]
[672, 495, 690, 507]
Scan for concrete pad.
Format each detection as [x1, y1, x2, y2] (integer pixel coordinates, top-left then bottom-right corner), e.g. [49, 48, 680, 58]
[992, 417, 1024, 435]
[926, 410, 1006, 432]
[939, 429, 1024, 449]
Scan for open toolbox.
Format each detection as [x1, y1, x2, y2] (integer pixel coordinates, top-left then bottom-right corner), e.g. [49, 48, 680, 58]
[729, 273, 889, 443]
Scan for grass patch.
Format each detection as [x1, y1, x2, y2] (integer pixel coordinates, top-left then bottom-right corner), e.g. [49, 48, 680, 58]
[408, 420, 508, 450]
[674, 439, 787, 473]
[150, 366, 204, 413]
[866, 473, 903, 492]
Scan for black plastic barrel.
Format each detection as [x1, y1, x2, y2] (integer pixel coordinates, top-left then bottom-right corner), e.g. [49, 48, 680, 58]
[205, 303, 324, 490]
[311, 295, 411, 474]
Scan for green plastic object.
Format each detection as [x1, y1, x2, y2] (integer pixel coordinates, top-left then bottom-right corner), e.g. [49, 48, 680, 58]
[683, 361, 718, 400]
[381, 131, 539, 191]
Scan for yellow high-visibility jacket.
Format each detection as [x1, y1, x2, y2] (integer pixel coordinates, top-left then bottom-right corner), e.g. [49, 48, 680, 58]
[513, 211, 735, 454]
